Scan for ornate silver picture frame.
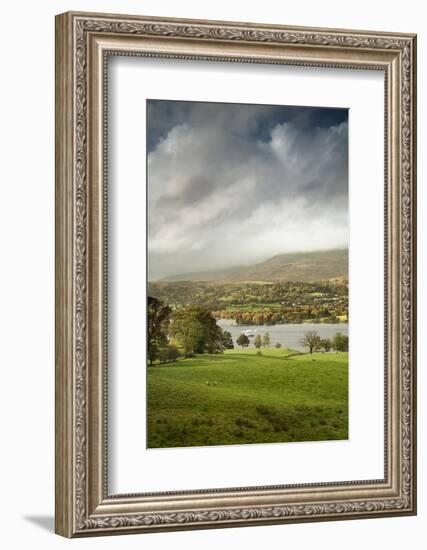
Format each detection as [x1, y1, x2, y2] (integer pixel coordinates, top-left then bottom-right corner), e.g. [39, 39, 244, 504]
[55, 11, 417, 537]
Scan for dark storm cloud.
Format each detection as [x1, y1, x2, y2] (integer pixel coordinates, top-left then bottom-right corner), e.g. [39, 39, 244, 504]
[147, 100, 347, 152]
[147, 100, 348, 280]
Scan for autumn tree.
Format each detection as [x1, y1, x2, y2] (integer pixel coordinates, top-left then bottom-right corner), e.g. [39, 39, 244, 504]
[254, 334, 262, 348]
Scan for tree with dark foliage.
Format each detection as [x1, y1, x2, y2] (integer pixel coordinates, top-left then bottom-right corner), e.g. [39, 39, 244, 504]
[221, 330, 234, 350]
[147, 296, 171, 365]
[332, 332, 349, 352]
[237, 333, 250, 348]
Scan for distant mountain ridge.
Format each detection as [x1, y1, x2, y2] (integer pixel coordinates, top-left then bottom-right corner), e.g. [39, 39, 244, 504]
[160, 249, 348, 283]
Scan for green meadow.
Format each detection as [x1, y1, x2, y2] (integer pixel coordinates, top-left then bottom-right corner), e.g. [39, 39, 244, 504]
[147, 348, 348, 448]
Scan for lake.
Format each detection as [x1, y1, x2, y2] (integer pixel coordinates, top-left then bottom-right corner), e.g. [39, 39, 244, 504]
[217, 320, 348, 351]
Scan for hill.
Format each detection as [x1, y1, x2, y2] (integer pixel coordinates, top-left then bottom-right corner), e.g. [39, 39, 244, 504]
[160, 249, 348, 283]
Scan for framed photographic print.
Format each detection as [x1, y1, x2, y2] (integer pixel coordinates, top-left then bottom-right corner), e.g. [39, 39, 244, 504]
[55, 11, 417, 537]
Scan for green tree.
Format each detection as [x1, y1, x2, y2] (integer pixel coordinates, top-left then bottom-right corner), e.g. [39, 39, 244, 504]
[220, 330, 234, 350]
[275, 342, 282, 349]
[332, 332, 349, 352]
[158, 347, 169, 364]
[157, 345, 180, 364]
[237, 333, 250, 348]
[299, 330, 320, 354]
[319, 338, 332, 352]
[170, 312, 201, 357]
[262, 332, 270, 348]
[165, 344, 180, 362]
[170, 305, 223, 356]
[147, 296, 171, 365]
[254, 334, 262, 348]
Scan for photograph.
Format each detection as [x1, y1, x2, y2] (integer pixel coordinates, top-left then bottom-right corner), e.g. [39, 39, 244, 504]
[53, 9, 416, 538]
[147, 99, 349, 448]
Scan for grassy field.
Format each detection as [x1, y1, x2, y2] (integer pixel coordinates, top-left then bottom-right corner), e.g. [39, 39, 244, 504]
[147, 348, 348, 448]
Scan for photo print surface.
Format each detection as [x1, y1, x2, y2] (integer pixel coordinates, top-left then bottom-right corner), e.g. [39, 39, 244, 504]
[147, 99, 349, 449]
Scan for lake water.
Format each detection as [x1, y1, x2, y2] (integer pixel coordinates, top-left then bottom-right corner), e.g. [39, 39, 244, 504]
[217, 320, 348, 351]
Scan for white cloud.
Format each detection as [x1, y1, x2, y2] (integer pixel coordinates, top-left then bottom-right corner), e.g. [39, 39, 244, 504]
[147, 105, 348, 280]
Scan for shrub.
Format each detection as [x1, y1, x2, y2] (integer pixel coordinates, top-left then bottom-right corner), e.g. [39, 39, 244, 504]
[166, 344, 180, 362]
[332, 332, 349, 352]
[237, 333, 250, 348]
[319, 338, 332, 352]
[158, 344, 180, 364]
[262, 332, 271, 347]
[157, 347, 169, 364]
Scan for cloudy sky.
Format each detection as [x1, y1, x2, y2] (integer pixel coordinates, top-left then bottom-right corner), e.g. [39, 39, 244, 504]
[147, 100, 348, 281]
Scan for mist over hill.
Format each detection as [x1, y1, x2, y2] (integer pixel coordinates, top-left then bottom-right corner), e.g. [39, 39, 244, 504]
[158, 249, 348, 283]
